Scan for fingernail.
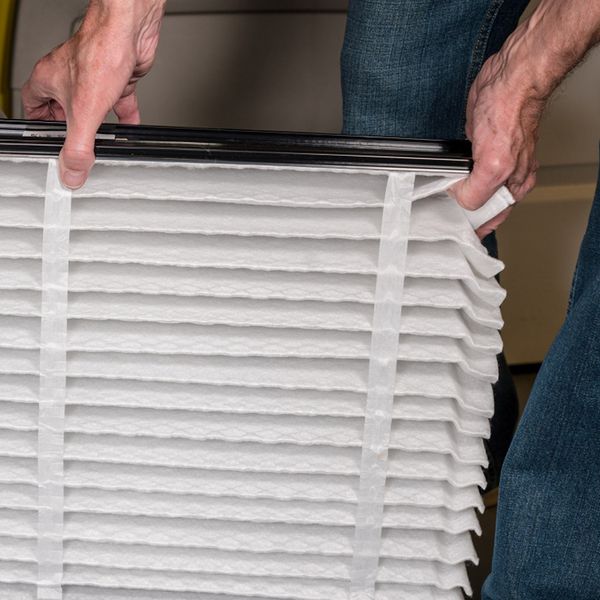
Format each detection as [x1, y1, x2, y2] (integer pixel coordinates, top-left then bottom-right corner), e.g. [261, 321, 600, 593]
[62, 169, 85, 189]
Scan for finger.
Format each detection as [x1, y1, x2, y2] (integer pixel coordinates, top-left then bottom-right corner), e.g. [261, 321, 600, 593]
[22, 100, 53, 121]
[50, 101, 67, 122]
[22, 71, 67, 122]
[450, 140, 516, 210]
[505, 145, 536, 191]
[506, 147, 537, 188]
[450, 163, 504, 211]
[113, 90, 140, 125]
[475, 205, 513, 239]
[508, 170, 537, 202]
[22, 53, 65, 118]
[22, 69, 46, 114]
[59, 104, 106, 190]
[22, 75, 54, 120]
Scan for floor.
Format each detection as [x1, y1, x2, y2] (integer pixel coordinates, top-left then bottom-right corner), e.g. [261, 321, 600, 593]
[467, 371, 538, 599]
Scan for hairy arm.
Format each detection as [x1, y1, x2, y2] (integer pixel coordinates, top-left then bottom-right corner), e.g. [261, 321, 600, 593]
[22, 0, 166, 189]
[453, 0, 600, 237]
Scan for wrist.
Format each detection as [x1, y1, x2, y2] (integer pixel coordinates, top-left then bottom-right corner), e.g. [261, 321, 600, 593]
[82, 0, 165, 36]
[499, 0, 600, 102]
[496, 23, 557, 103]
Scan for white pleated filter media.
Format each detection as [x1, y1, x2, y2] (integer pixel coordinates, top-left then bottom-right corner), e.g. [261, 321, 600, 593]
[0, 156, 507, 600]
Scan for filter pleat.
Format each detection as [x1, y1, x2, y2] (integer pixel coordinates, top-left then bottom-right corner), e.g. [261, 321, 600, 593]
[0, 458, 484, 511]
[0, 536, 473, 590]
[0, 583, 467, 600]
[73, 163, 390, 207]
[0, 559, 468, 600]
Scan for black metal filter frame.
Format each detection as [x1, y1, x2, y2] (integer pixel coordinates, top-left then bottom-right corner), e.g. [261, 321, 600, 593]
[0, 119, 472, 173]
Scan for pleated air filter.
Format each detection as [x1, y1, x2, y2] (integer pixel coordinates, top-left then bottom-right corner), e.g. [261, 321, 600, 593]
[0, 122, 511, 600]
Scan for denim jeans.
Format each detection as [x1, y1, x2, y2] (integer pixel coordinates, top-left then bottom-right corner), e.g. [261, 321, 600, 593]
[341, 0, 530, 488]
[482, 169, 600, 599]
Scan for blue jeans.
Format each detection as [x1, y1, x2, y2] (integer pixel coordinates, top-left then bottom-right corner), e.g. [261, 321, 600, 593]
[341, 0, 530, 489]
[482, 170, 600, 599]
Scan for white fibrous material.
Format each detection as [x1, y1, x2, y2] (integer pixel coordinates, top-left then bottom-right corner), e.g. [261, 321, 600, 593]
[0, 157, 507, 600]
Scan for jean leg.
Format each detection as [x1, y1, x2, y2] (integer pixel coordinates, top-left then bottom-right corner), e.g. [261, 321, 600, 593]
[483, 165, 600, 599]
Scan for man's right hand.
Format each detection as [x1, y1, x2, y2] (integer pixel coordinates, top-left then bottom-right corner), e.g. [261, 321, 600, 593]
[22, 0, 165, 190]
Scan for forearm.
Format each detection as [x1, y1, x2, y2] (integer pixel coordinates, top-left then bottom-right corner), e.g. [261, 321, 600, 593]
[82, 0, 166, 30]
[499, 0, 600, 100]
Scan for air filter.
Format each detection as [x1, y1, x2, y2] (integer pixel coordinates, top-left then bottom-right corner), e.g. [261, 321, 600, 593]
[0, 122, 510, 600]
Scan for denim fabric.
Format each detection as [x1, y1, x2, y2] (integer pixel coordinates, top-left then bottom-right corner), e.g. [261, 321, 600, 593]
[341, 0, 530, 488]
[341, 0, 530, 139]
[482, 166, 600, 600]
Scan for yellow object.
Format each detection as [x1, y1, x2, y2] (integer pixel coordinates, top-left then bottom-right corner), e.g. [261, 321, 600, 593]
[0, 0, 15, 117]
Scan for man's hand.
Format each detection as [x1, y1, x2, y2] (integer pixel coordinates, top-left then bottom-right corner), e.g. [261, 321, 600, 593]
[452, 0, 600, 238]
[22, 0, 165, 189]
[453, 46, 544, 238]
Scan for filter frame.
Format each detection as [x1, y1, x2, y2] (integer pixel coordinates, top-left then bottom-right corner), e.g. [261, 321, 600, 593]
[0, 119, 472, 173]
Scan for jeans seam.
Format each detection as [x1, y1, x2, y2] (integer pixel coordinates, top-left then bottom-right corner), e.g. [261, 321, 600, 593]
[567, 257, 582, 315]
[462, 0, 505, 135]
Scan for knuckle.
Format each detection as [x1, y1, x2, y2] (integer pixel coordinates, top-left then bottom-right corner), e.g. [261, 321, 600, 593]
[481, 154, 515, 182]
[31, 54, 55, 82]
[30, 57, 46, 77]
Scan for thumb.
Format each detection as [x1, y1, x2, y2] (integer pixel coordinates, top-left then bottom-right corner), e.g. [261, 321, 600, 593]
[59, 109, 104, 190]
[450, 158, 505, 211]
[450, 172, 500, 212]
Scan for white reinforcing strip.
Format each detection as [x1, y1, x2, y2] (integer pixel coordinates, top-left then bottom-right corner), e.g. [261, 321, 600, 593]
[37, 160, 71, 600]
[350, 172, 415, 599]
